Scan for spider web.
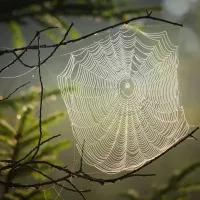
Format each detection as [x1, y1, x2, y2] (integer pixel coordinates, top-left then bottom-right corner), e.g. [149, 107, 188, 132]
[57, 23, 190, 174]
[0, 23, 195, 200]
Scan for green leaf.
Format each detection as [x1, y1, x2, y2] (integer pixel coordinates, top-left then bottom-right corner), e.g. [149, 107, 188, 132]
[0, 134, 16, 147]
[15, 106, 33, 141]
[0, 149, 11, 158]
[36, 140, 71, 160]
[13, 188, 44, 200]
[0, 119, 15, 136]
[178, 182, 200, 192]
[0, 86, 71, 199]
[151, 162, 200, 199]
[30, 165, 53, 181]
[24, 111, 65, 136]
[11, 165, 38, 179]
[3, 193, 19, 200]
[8, 21, 26, 50]
[0, 88, 61, 109]
[33, 15, 63, 43]
[27, 189, 53, 200]
[120, 189, 141, 200]
[20, 130, 49, 150]
[55, 16, 80, 38]
[26, 189, 46, 200]
[172, 193, 188, 200]
[168, 162, 200, 186]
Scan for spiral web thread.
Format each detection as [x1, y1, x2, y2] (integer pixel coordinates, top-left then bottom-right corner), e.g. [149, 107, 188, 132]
[57, 24, 190, 174]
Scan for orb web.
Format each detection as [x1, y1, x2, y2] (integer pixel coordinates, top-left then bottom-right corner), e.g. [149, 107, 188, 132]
[57, 24, 190, 174]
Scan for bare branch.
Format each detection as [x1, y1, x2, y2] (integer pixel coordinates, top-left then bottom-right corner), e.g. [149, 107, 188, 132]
[0, 82, 30, 103]
[19, 134, 61, 163]
[30, 23, 73, 160]
[77, 139, 85, 173]
[0, 134, 61, 172]
[21, 164, 91, 193]
[0, 125, 198, 200]
[65, 179, 87, 200]
[0, 27, 57, 74]
[40, 22, 73, 66]
[31, 31, 43, 160]
[1, 127, 198, 187]
[0, 14, 183, 56]
[0, 175, 70, 188]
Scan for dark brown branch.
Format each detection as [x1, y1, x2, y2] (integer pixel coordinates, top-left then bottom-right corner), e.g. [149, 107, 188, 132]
[0, 127, 198, 192]
[65, 179, 87, 200]
[113, 127, 200, 180]
[40, 22, 73, 66]
[0, 163, 90, 194]
[13, 52, 32, 68]
[190, 135, 198, 141]
[77, 139, 85, 173]
[21, 164, 90, 193]
[0, 134, 61, 172]
[31, 31, 43, 160]
[19, 134, 61, 163]
[41, 127, 198, 185]
[0, 14, 183, 56]
[0, 175, 70, 188]
[0, 27, 57, 74]
[6, 23, 73, 71]
[0, 82, 30, 103]
[31, 24, 73, 159]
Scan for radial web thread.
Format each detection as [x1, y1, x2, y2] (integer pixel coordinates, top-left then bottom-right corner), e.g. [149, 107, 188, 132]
[57, 24, 190, 174]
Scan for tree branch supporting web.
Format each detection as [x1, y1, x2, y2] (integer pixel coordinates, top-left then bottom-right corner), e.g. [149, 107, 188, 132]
[0, 11, 199, 200]
[0, 12, 182, 56]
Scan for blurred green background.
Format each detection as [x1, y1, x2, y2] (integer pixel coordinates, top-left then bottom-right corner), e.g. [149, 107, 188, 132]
[0, 0, 200, 200]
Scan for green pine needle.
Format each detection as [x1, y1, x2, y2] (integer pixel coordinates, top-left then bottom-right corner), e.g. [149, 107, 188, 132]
[8, 21, 26, 50]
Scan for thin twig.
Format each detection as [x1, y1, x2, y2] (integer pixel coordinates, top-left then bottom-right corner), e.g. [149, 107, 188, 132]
[112, 127, 200, 181]
[0, 128, 198, 187]
[13, 52, 32, 68]
[40, 22, 73, 66]
[26, 128, 200, 185]
[23, 164, 90, 193]
[0, 175, 70, 188]
[0, 127, 199, 196]
[31, 24, 73, 159]
[19, 134, 61, 162]
[0, 82, 30, 103]
[0, 134, 61, 172]
[2, 127, 196, 186]
[65, 179, 87, 200]
[5, 24, 74, 73]
[190, 135, 198, 141]
[77, 139, 85, 173]
[0, 27, 57, 74]
[0, 14, 183, 56]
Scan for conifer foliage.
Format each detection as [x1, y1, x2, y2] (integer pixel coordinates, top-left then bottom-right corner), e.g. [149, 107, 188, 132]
[0, 87, 71, 200]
